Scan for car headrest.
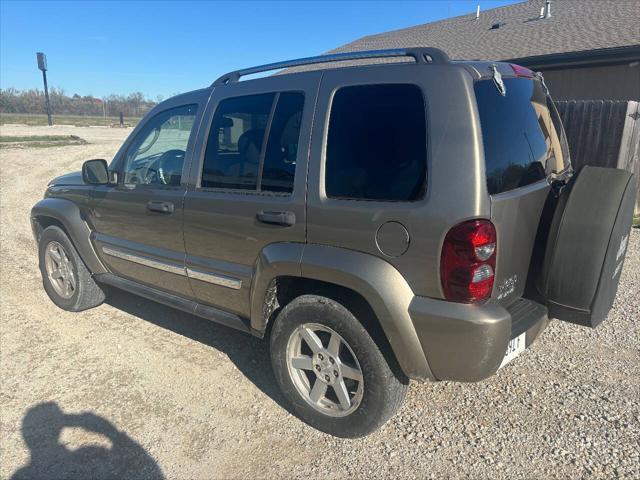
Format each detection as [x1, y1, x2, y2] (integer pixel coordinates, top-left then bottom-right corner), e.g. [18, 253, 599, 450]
[219, 117, 234, 128]
[238, 129, 265, 156]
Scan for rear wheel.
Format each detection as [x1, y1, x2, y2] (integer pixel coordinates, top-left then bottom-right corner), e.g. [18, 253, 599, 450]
[38, 225, 105, 311]
[270, 294, 408, 437]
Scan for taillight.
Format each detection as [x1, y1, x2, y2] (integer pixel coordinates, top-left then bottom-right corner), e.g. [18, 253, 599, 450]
[441, 219, 497, 303]
[509, 63, 534, 78]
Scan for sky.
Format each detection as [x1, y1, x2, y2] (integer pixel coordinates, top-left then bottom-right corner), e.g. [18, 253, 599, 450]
[1, 0, 520, 99]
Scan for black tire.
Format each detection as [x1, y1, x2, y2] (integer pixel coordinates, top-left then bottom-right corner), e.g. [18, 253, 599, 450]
[38, 225, 105, 311]
[270, 294, 408, 438]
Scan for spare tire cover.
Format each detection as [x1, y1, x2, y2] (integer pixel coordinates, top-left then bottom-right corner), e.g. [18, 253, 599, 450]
[538, 166, 635, 327]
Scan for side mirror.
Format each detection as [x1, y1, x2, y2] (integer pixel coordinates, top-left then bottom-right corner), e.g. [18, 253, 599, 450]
[82, 159, 110, 185]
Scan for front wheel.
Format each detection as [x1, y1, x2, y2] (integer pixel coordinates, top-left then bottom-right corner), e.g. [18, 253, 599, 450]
[38, 225, 105, 311]
[270, 295, 408, 438]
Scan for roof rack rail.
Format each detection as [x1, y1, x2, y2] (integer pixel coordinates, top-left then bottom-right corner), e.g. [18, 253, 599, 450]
[212, 47, 449, 86]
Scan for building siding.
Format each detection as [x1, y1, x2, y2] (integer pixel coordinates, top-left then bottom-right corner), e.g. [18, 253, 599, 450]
[542, 63, 640, 101]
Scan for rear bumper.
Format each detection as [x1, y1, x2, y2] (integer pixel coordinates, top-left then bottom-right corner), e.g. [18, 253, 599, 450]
[409, 296, 549, 382]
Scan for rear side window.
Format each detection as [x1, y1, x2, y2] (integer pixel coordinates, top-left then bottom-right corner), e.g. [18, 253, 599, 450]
[475, 78, 569, 195]
[325, 84, 427, 201]
[262, 93, 305, 193]
[201, 92, 304, 193]
[202, 93, 273, 190]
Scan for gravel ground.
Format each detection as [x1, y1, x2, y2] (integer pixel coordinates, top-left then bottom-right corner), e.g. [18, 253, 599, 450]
[1, 125, 639, 479]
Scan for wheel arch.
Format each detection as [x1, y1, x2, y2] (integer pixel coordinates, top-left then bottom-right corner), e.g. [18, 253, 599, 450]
[31, 198, 107, 274]
[251, 243, 434, 381]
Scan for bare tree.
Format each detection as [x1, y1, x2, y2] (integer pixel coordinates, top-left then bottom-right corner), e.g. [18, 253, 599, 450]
[0, 88, 156, 117]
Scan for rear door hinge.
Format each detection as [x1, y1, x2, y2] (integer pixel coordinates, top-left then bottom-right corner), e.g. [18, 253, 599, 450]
[536, 71, 549, 94]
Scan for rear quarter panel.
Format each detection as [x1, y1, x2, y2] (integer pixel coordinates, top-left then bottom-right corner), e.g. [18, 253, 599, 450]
[306, 63, 490, 298]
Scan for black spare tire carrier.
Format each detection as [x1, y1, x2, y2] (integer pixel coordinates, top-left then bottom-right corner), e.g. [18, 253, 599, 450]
[537, 166, 635, 328]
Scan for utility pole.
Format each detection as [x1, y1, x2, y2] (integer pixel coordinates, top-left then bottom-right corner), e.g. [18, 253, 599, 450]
[36, 52, 53, 126]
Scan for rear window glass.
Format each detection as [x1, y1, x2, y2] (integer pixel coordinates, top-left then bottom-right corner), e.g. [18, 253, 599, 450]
[475, 78, 568, 195]
[326, 84, 427, 201]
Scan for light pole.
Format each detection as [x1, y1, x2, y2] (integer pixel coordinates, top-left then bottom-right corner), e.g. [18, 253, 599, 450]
[36, 52, 52, 126]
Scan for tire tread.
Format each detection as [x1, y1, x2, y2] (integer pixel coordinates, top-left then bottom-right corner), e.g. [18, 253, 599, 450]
[270, 294, 408, 438]
[39, 225, 105, 311]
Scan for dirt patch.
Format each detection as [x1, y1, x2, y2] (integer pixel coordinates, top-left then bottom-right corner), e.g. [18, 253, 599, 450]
[0, 134, 88, 149]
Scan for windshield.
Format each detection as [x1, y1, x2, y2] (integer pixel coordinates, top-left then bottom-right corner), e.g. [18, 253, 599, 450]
[475, 77, 570, 195]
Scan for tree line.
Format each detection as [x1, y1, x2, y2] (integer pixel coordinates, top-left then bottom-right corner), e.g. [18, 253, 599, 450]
[0, 87, 159, 118]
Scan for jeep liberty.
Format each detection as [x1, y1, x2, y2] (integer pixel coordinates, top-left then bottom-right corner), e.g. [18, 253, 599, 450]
[31, 48, 636, 437]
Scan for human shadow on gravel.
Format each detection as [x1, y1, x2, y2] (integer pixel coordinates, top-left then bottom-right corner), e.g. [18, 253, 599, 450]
[12, 401, 164, 480]
[105, 288, 293, 414]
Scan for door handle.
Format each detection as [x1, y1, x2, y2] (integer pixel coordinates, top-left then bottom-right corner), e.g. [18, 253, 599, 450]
[146, 201, 175, 214]
[256, 210, 296, 226]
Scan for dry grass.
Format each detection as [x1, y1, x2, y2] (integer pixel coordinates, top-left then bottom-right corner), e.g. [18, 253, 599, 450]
[0, 134, 87, 149]
[0, 113, 140, 127]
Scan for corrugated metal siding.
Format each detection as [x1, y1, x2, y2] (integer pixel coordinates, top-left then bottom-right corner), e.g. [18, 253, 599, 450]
[617, 102, 640, 216]
[555, 100, 640, 215]
[554, 100, 628, 170]
[542, 64, 640, 101]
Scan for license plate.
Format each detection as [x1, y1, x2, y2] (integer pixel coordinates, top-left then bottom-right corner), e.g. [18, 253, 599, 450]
[499, 332, 526, 369]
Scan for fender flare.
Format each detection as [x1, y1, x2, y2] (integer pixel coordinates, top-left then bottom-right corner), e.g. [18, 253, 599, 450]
[250, 242, 304, 330]
[250, 242, 434, 381]
[30, 197, 107, 274]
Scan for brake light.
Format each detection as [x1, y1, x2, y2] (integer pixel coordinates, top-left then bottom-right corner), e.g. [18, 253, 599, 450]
[509, 63, 534, 78]
[441, 219, 497, 303]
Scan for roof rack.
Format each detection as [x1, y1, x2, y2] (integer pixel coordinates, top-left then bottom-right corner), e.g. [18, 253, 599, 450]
[212, 47, 449, 86]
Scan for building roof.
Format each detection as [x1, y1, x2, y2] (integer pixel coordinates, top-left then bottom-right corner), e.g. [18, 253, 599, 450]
[330, 0, 640, 66]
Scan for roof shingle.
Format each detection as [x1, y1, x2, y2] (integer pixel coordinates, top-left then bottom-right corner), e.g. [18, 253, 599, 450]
[330, 0, 640, 62]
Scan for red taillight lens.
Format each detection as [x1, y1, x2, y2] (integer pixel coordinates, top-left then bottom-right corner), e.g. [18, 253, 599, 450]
[509, 63, 534, 78]
[441, 219, 497, 303]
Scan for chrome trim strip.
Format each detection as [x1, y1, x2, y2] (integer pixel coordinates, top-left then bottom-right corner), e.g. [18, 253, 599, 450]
[100, 246, 243, 289]
[186, 267, 242, 290]
[101, 246, 186, 276]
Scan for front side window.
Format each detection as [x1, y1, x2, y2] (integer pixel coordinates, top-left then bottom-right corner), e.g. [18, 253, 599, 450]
[123, 104, 197, 186]
[325, 84, 427, 201]
[475, 78, 569, 195]
[201, 92, 304, 193]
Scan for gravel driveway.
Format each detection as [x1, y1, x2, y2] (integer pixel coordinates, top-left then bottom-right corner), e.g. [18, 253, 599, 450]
[1, 125, 639, 479]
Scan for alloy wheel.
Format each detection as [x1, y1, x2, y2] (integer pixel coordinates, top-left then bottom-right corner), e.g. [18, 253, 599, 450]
[286, 323, 364, 417]
[44, 241, 76, 299]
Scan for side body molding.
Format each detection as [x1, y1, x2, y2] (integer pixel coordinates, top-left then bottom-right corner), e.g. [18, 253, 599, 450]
[251, 242, 434, 381]
[30, 197, 107, 274]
